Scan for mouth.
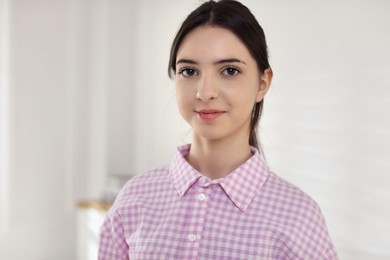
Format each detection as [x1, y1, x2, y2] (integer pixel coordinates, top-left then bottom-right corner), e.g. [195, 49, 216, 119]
[196, 109, 225, 121]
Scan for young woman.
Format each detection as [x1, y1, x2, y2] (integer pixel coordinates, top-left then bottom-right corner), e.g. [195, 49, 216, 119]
[99, 0, 338, 259]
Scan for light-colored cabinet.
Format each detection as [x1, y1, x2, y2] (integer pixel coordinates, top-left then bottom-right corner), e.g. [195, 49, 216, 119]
[77, 201, 111, 260]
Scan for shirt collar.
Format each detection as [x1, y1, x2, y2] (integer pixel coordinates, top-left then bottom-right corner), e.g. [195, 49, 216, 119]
[169, 144, 270, 212]
[169, 144, 202, 197]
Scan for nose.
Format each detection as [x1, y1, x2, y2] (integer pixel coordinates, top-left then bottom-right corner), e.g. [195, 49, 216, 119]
[196, 74, 219, 101]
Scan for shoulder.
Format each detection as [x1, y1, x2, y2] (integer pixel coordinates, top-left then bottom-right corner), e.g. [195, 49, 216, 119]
[262, 171, 327, 229]
[124, 165, 170, 190]
[258, 172, 336, 258]
[263, 171, 322, 213]
[108, 165, 171, 213]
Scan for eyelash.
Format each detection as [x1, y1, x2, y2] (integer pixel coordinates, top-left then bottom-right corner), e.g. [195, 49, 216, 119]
[177, 67, 199, 77]
[221, 65, 242, 76]
[177, 65, 242, 77]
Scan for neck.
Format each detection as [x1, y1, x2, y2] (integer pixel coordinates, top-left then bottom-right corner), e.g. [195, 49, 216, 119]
[186, 135, 252, 180]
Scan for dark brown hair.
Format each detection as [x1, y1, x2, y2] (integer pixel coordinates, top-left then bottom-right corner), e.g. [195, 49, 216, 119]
[168, 0, 271, 150]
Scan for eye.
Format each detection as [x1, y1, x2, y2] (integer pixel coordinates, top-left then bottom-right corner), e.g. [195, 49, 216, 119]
[178, 67, 199, 77]
[221, 66, 241, 76]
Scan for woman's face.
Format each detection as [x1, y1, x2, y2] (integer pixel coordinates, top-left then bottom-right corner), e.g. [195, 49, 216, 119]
[175, 25, 271, 144]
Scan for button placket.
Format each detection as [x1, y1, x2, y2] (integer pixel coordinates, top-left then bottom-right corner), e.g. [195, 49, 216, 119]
[184, 185, 210, 257]
[198, 193, 207, 201]
[188, 234, 197, 242]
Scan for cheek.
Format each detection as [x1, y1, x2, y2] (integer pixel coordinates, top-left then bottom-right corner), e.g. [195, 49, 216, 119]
[232, 97, 257, 123]
[176, 84, 194, 114]
[237, 99, 256, 117]
[226, 84, 258, 111]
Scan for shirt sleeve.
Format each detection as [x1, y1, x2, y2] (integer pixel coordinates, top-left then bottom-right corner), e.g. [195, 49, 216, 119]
[98, 210, 129, 260]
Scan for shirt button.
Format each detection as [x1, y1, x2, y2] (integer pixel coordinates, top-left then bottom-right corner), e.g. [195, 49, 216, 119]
[198, 193, 207, 201]
[188, 234, 197, 242]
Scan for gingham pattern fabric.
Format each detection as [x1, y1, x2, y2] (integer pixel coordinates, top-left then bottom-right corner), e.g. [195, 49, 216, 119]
[99, 144, 338, 259]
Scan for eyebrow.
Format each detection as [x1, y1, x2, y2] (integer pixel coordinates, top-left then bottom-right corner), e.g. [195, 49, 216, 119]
[176, 58, 247, 65]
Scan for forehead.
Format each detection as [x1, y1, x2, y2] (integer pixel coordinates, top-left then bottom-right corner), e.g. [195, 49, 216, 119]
[177, 25, 254, 64]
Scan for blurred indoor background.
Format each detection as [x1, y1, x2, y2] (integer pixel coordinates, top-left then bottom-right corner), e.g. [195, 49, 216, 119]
[0, 0, 389, 259]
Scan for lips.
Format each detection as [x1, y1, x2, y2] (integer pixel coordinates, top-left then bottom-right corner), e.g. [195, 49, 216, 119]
[196, 109, 225, 121]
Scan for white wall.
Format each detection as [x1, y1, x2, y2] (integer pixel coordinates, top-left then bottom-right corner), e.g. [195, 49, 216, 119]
[0, 0, 389, 259]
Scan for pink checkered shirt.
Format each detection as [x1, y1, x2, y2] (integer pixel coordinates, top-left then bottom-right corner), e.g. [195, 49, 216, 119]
[99, 144, 338, 259]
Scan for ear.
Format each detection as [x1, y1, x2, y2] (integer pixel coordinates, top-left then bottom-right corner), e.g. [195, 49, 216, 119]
[255, 68, 273, 102]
